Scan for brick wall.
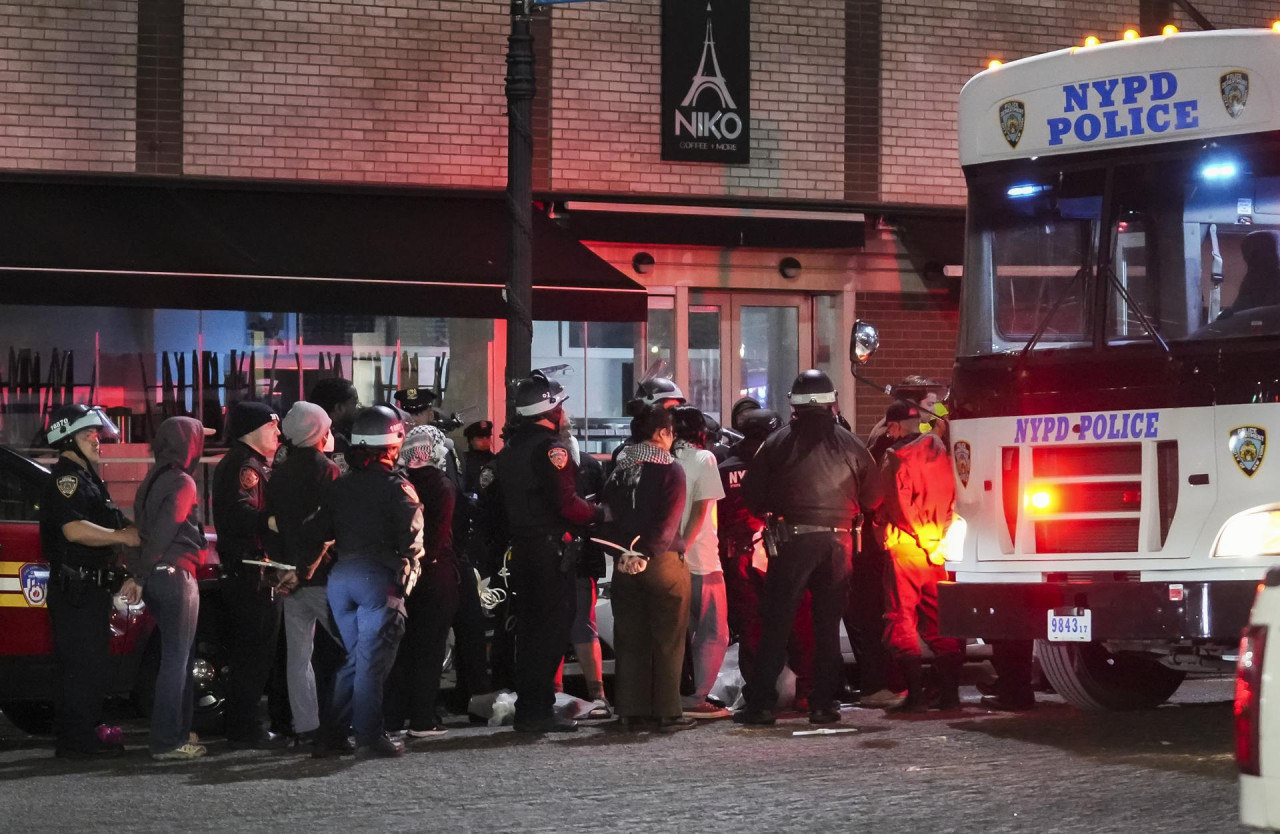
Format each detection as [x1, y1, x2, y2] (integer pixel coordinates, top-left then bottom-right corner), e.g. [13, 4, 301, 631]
[0, 1, 136, 172]
[551, 0, 846, 199]
[852, 290, 958, 437]
[880, 0, 1141, 207]
[183, 0, 509, 185]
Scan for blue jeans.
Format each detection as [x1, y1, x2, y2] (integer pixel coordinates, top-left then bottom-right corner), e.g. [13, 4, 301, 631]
[326, 559, 406, 746]
[143, 565, 199, 753]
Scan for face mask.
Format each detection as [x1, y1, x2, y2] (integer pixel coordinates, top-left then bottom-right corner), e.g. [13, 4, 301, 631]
[323, 431, 335, 453]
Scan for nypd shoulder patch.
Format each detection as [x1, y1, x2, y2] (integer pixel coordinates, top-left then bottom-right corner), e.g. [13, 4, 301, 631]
[56, 475, 78, 498]
[239, 467, 260, 490]
[548, 447, 569, 470]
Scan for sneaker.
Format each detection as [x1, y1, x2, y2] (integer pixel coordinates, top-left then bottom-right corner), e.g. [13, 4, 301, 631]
[151, 743, 207, 761]
[356, 733, 405, 758]
[407, 722, 448, 739]
[656, 716, 698, 733]
[858, 688, 907, 709]
[682, 701, 732, 720]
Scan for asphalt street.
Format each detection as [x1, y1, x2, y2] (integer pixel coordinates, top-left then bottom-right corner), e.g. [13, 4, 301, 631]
[0, 679, 1241, 834]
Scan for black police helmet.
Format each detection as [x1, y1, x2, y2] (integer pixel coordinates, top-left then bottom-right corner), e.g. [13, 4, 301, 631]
[47, 404, 121, 447]
[350, 405, 406, 448]
[788, 369, 837, 407]
[514, 371, 569, 417]
[739, 408, 781, 437]
[636, 377, 686, 407]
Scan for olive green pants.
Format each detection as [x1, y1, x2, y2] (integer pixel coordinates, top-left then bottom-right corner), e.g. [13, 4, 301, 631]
[611, 551, 691, 719]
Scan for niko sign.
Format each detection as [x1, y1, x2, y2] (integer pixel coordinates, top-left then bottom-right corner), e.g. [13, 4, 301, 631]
[662, 0, 750, 164]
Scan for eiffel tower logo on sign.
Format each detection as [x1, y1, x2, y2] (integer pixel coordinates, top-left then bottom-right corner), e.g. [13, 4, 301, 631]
[681, 3, 737, 110]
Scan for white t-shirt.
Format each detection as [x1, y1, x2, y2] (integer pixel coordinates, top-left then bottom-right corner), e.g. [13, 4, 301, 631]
[674, 445, 726, 575]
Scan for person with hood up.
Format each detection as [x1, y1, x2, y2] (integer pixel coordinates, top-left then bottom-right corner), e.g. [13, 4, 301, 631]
[130, 416, 212, 760]
[268, 401, 344, 747]
[601, 405, 693, 732]
[384, 424, 460, 739]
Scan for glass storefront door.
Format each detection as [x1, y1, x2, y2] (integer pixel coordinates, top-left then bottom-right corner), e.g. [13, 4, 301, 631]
[690, 292, 814, 421]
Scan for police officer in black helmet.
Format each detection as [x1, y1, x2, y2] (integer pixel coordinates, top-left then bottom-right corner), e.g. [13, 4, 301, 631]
[496, 371, 604, 733]
[303, 405, 424, 758]
[40, 404, 140, 757]
[735, 370, 882, 727]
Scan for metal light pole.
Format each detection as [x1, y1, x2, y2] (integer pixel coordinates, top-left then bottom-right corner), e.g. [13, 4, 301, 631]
[505, 0, 536, 416]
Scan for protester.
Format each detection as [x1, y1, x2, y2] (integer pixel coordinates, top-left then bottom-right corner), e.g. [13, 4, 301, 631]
[268, 401, 344, 747]
[602, 406, 693, 732]
[385, 425, 460, 739]
[670, 406, 729, 719]
[131, 416, 211, 760]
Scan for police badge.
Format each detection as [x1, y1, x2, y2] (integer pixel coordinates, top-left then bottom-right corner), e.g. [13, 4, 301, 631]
[999, 100, 1025, 149]
[1229, 426, 1266, 477]
[1221, 71, 1249, 119]
[953, 441, 972, 488]
[56, 475, 78, 498]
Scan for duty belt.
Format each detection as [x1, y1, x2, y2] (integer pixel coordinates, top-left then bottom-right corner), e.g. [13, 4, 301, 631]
[781, 524, 851, 536]
[58, 564, 123, 588]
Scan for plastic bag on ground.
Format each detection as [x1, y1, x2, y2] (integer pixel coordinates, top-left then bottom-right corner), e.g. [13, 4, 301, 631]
[707, 642, 798, 711]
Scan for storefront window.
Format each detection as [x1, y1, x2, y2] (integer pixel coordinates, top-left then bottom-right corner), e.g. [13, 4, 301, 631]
[813, 295, 841, 384]
[688, 305, 722, 424]
[533, 319, 640, 455]
[0, 306, 494, 453]
[739, 306, 799, 416]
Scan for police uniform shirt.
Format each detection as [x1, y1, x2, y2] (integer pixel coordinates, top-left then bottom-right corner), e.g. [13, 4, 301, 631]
[211, 440, 272, 566]
[462, 448, 496, 496]
[496, 424, 600, 537]
[39, 456, 125, 571]
[302, 464, 425, 573]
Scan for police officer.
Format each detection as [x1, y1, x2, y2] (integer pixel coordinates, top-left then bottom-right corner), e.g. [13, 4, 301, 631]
[393, 386, 439, 427]
[611, 378, 686, 463]
[736, 370, 881, 726]
[213, 400, 290, 748]
[495, 371, 603, 733]
[716, 408, 780, 685]
[303, 405, 423, 758]
[461, 420, 495, 496]
[40, 404, 140, 758]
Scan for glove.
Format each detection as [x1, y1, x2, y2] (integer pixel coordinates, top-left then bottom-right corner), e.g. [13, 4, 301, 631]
[400, 557, 422, 596]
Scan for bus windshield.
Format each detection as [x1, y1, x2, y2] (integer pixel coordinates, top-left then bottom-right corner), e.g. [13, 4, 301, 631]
[959, 134, 1280, 356]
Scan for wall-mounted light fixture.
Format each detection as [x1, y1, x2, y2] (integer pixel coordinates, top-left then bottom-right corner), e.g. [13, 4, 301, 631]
[632, 252, 655, 274]
[779, 257, 802, 279]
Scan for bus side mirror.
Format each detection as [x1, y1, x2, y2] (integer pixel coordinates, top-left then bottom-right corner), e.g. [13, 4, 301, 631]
[850, 319, 880, 365]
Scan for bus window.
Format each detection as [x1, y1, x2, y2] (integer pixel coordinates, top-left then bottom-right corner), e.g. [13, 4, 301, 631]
[959, 169, 1103, 355]
[1107, 212, 1158, 342]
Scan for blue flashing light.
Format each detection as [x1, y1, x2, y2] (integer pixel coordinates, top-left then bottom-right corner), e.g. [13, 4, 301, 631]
[1201, 162, 1238, 180]
[1007, 184, 1047, 198]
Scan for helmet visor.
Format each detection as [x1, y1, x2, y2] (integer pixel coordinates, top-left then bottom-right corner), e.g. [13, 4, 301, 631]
[88, 407, 122, 443]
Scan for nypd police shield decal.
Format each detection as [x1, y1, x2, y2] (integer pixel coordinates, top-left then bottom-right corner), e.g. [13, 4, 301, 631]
[999, 100, 1025, 149]
[1229, 426, 1266, 477]
[1221, 71, 1249, 120]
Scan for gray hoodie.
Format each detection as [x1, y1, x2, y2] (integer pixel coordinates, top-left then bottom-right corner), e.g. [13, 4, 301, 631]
[130, 417, 209, 583]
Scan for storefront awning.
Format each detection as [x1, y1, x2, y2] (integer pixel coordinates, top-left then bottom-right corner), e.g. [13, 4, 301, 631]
[0, 173, 647, 322]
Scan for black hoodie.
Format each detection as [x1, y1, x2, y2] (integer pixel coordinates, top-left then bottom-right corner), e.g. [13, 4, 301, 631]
[131, 417, 209, 583]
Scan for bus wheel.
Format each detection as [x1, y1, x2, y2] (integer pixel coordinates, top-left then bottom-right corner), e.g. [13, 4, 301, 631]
[1036, 641, 1186, 710]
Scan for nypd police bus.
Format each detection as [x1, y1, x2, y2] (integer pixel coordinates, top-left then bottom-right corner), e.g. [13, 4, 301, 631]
[939, 27, 1280, 709]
